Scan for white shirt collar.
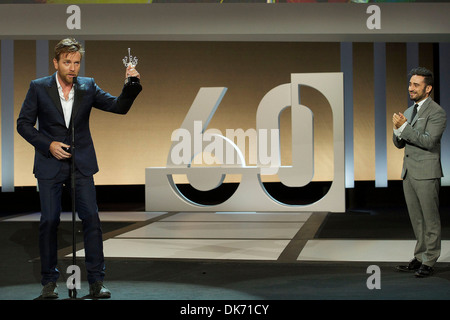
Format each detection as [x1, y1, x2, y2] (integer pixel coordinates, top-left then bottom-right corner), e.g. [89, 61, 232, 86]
[55, 74, 74, 101]
[414, 97, 429, 111]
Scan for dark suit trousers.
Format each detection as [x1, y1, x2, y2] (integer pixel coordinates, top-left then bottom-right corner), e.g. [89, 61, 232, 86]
[37, 160, 105, 285]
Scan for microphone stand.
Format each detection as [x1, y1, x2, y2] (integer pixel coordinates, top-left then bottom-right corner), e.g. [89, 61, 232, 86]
[68, 77, 77, 299]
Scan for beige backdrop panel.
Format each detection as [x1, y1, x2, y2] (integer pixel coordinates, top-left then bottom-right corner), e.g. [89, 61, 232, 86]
[10, 41, 432, 186]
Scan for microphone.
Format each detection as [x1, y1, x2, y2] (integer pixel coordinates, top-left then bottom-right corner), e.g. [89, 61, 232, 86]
[67, 76, 77, 154]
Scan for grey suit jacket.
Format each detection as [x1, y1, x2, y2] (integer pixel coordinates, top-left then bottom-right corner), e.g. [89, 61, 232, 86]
[393, 97, 446, 180]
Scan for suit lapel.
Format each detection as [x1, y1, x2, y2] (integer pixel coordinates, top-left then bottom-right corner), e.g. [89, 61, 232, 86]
[45, 74, 86, 129]
[45, 73, 65, 120]
[412, 98, 432, 126]
[70, 78, 85, 129]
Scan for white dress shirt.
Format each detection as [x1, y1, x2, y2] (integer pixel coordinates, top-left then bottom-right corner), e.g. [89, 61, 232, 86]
[55, 75, 74, 128]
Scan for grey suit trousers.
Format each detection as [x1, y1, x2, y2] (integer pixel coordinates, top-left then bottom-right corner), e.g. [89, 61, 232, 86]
[403, 173, 441, 266]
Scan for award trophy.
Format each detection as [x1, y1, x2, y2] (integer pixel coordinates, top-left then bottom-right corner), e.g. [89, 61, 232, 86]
[123, 48, 140, 85]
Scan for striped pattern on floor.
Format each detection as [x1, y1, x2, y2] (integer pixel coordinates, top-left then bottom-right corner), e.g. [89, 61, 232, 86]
[4, 211, 449, 263]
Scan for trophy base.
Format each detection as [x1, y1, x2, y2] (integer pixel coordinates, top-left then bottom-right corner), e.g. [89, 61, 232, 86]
[125, 76, 140, 85]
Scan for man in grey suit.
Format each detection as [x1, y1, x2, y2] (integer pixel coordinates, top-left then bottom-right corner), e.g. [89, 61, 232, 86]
[392, 67, 446, 277]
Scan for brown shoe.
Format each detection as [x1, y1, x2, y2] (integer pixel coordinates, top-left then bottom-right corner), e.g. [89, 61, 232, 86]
[89, 281, 111, 299]
[41, 282, 58, 299]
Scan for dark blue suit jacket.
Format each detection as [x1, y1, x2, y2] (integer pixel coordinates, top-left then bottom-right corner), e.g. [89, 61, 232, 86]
[17, 73, 142, 179]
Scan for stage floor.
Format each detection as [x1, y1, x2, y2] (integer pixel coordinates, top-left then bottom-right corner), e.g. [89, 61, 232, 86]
[5, 210, 450, 263]
[1, 208, 450, 301]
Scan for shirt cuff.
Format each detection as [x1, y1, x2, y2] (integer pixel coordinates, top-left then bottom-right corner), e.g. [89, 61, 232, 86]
[393, 122, 407, 137]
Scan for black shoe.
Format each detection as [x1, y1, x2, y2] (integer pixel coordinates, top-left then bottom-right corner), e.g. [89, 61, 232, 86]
[89, 281, 111, 299]
[395, 258, 421, 272]
[415, 264, 434, 278]
[41, 282, 58, 299]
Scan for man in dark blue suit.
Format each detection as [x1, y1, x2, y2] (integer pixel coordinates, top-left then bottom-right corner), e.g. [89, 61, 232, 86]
[17, 38, 142, 299]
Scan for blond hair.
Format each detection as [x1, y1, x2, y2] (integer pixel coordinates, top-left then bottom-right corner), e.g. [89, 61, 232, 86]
[54, 38, 84, 61]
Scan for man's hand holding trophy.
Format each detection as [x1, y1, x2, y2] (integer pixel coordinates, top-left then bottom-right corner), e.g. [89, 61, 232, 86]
[123, 48, 140, 85]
